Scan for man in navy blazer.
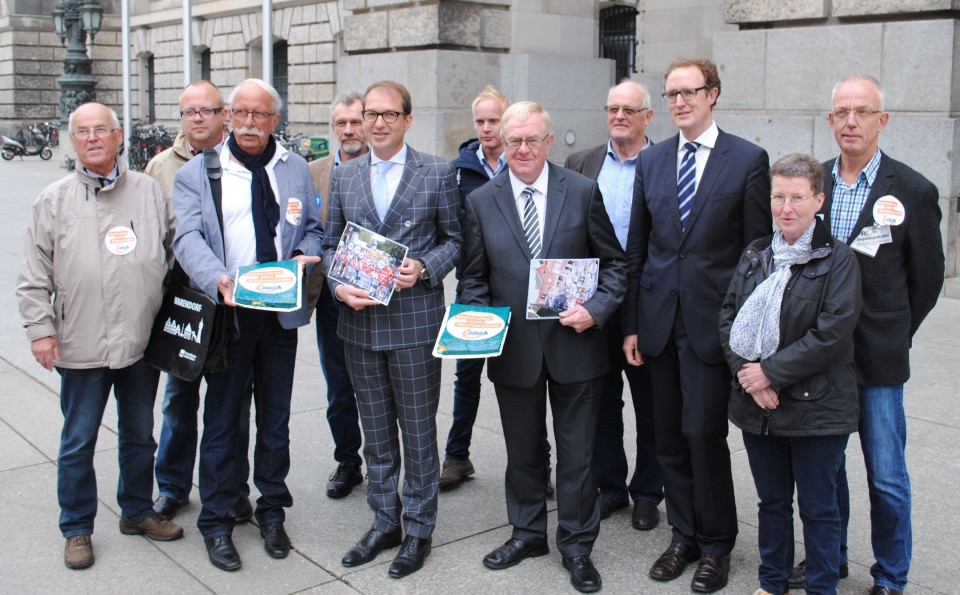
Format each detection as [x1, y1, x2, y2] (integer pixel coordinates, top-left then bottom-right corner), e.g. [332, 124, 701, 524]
[322, 81, 461, 579]
[174, 79, 322, 571]
[788, 74, 943, 595]
[460, 101, 627, 593]
[622, 58, 771, 593]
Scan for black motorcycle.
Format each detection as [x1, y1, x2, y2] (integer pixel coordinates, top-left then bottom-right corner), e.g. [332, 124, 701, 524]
[2, 126, 53, 161]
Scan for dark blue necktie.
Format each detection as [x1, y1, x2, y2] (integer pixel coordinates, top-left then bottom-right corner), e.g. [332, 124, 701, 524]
[677, 142, 700, 230]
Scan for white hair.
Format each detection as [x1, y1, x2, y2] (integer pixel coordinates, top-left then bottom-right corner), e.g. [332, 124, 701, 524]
[226, 78, 283, 113]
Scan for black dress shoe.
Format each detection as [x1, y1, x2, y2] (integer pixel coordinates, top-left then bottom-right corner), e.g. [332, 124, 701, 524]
[632, 500, 659, 530]
[482, 537, 549, 570]
[204, 535, 241, 571]
[260, 522, 291, 558]
[562, 555, 602, 593]
[152, 495, 186, 520]
[598, 495, 629, 520]
[229, 496, 253, 524]
[341, 526, 402, 567]
[326, 463, 363, 499]
[388, 535, 431, 578]
[649, 541, 702, 581]
[690, 553, 730, 593]
[788, 558, 849, 589]
[868, 587, 903, 595]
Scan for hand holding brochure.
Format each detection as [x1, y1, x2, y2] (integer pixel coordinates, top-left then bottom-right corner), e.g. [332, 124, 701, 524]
[433, 304, 511, 358]
[328, 222, 409, 305]
[233, 259, 303, 312]
[526, 258, 599, 320]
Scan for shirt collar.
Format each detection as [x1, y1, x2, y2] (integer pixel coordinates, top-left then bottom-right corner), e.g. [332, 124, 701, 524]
[370, 144, 408, 168]
[605, 136, 652, 164]
[508, 164, 550, 199]
[678, 121, 719, 154]
[475, 144, 506, 177]
[832, 149, 882, 187]
[221, 140, 287, 172]
[84, 164, 119, 183]
[188, 131, 228, 156]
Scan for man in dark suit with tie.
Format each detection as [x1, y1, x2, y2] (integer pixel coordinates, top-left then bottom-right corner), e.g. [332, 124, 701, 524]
[622, 58, 771, 593]
[459, 100, 627, 593]
[564, 79, 663, 532]
[322, 80, 461, 579]
[787, 74, 943, 595]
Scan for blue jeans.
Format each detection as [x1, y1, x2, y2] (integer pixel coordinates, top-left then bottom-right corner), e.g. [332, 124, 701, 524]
[57, 359, 160, 537]
[197, 309, 298, 537]
[744, 432, 848, 595]
[314, 282, 362, 467]
[155, 374, 251, 502]
[838, 384, 911, 590]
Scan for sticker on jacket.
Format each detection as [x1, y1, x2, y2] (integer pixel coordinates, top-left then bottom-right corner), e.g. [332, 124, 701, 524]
[104, 226, 137, 255]
[286, 198, 303, 225]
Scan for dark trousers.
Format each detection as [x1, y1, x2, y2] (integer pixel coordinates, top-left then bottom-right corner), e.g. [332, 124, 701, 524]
[494, 365, 601, 557]
[594, 309, 662, 504]
[197, 309, 298, 537]
[647, 311, 737, 555]
[743, 432, 849, 595]
[314, 282, 362, 467]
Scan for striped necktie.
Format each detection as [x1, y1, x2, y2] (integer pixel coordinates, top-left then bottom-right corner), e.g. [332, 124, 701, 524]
[521, 186, 541, 259]
[677, 141, 700, 229]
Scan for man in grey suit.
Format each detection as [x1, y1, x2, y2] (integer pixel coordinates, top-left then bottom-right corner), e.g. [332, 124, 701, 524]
[564, 79, 663, 531]
[322, 80, 461, 579]
[459, 100, 627, 593]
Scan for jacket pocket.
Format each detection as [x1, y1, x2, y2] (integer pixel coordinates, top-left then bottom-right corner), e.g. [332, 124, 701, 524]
[784, 375, 830, 401]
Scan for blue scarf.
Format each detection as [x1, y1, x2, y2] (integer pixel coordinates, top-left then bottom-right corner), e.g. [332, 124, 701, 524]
[228, 132, 280, 262]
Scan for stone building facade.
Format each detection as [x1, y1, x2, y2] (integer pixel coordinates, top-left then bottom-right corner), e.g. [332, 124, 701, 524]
[0, 0, 956, 285]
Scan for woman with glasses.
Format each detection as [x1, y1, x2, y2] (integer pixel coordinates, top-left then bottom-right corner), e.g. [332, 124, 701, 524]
[719, 153, 862, 595]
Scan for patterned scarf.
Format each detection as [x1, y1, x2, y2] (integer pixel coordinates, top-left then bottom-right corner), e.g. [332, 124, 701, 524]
[227, 132, 280, 263]
[729, 222, 816, 361]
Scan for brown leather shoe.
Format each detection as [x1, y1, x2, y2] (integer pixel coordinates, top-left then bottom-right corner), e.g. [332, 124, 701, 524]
[690, 553, 730, 593]
[119, 513, 184, 541]
[868, 587, 903, 595]
[64, 534, 94, 569]
[439, 458, 475, 488]
[649, 541, 701, 581]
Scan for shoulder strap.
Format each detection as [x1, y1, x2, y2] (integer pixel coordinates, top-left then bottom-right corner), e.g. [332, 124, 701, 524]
[203, 147, 224, 234]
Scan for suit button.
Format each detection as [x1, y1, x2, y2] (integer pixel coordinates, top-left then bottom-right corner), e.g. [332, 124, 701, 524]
[404, 220, 412, 227]
[679, 252, 686, 259]
[804, 392, 810, 397]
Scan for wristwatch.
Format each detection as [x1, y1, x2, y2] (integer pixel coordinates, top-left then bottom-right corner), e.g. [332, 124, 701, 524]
[418, 259, 430, 281]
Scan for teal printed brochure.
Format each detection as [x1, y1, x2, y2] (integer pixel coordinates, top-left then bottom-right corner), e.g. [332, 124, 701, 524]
[433, 304, 511, 359]
[233, 259, 303, 312]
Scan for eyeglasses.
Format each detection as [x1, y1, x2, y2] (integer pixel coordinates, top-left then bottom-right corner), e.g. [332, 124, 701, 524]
[604, 105, 648, 117]
[361, 110, 404, 123]
[231, 109, 275, 122]
[180, 107, 223, 120]
[661, 86, 708, 103]
[72, 127, 118, 139]
[771, 194, 813, 206]
[503, 135, 550, 151]
[831, 108, 882, 121]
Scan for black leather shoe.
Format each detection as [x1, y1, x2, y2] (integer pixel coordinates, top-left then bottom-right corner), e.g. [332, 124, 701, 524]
[632, 499, 659, 530]
[598, 495, 629, 520]
[341, 526, 402, 567]
[867, 587, 903, 595]
[788, 558, 849, 589]
[690, 553, 730, 593]
[388, 535, 431, 578]
[649, 541, 702, 581]
[482, 537, 549, 570]
[562, 555, 602, 593]
[204, 535, 241, 572]
[326, 463, 363, 499]
[229, 496, 253, 524]
[260, 522, 291, 558]
[152, 495, 186, 520]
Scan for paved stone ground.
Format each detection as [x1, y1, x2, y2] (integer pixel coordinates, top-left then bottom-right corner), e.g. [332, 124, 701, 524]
[1, 154, 956, 594]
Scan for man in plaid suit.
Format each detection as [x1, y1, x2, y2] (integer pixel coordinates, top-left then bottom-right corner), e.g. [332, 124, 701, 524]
[322, 80, 461, 579]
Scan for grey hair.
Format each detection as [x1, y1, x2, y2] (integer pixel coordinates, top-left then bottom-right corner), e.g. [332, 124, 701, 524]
[68, 103, 121, 134]
[226, 78, 283, 113]
[610, 79, 652, 110]
[329, 92, 363, 120]
[831, 74, 885, 111]
[770, 153, 825, 194]
[500, 101, 553, 138]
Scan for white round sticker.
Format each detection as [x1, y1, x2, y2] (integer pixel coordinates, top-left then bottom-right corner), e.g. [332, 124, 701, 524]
[446, 310, 507, 341]
[104, 225, 137, 255]
[873, 195, 905, 226]
[286, 198, 303, 225]
[237, 265, 298, 294]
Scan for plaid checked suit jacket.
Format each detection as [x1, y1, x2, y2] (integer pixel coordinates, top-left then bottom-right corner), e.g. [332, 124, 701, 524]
[322, 145, 462, 350]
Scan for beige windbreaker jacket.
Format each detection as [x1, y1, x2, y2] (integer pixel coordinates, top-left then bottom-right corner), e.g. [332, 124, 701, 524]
[16, 159, 175, 369]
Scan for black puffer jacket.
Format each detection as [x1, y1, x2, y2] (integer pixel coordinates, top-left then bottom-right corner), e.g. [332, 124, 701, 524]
[450, 139, 492, 221]
[719, 217, 862, 437]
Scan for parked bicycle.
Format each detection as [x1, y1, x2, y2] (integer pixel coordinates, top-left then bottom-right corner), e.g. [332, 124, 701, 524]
[128, 123, 174, 171]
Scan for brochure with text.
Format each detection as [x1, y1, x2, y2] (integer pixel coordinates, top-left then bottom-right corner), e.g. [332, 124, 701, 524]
[328, 222, 409, 306]
[233, 259, 303, 312]
[526, 258, 599, 320]
[433, 303, 511, 359]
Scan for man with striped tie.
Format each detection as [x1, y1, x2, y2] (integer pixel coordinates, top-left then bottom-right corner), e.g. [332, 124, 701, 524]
[459, 101, 627, 593]
[621, 58, 771, 593]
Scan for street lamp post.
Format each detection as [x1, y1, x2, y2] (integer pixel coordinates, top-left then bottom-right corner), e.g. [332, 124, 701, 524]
[52, 0, 104, 127]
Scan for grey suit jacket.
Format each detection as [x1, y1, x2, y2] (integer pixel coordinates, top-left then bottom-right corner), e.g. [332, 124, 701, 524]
[173, 146, 323, 329]
[458, 163, 628, 388]
[820, 152, 944, 385]
[322, 145, 462, 351]
[564, 144, 608, 180]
